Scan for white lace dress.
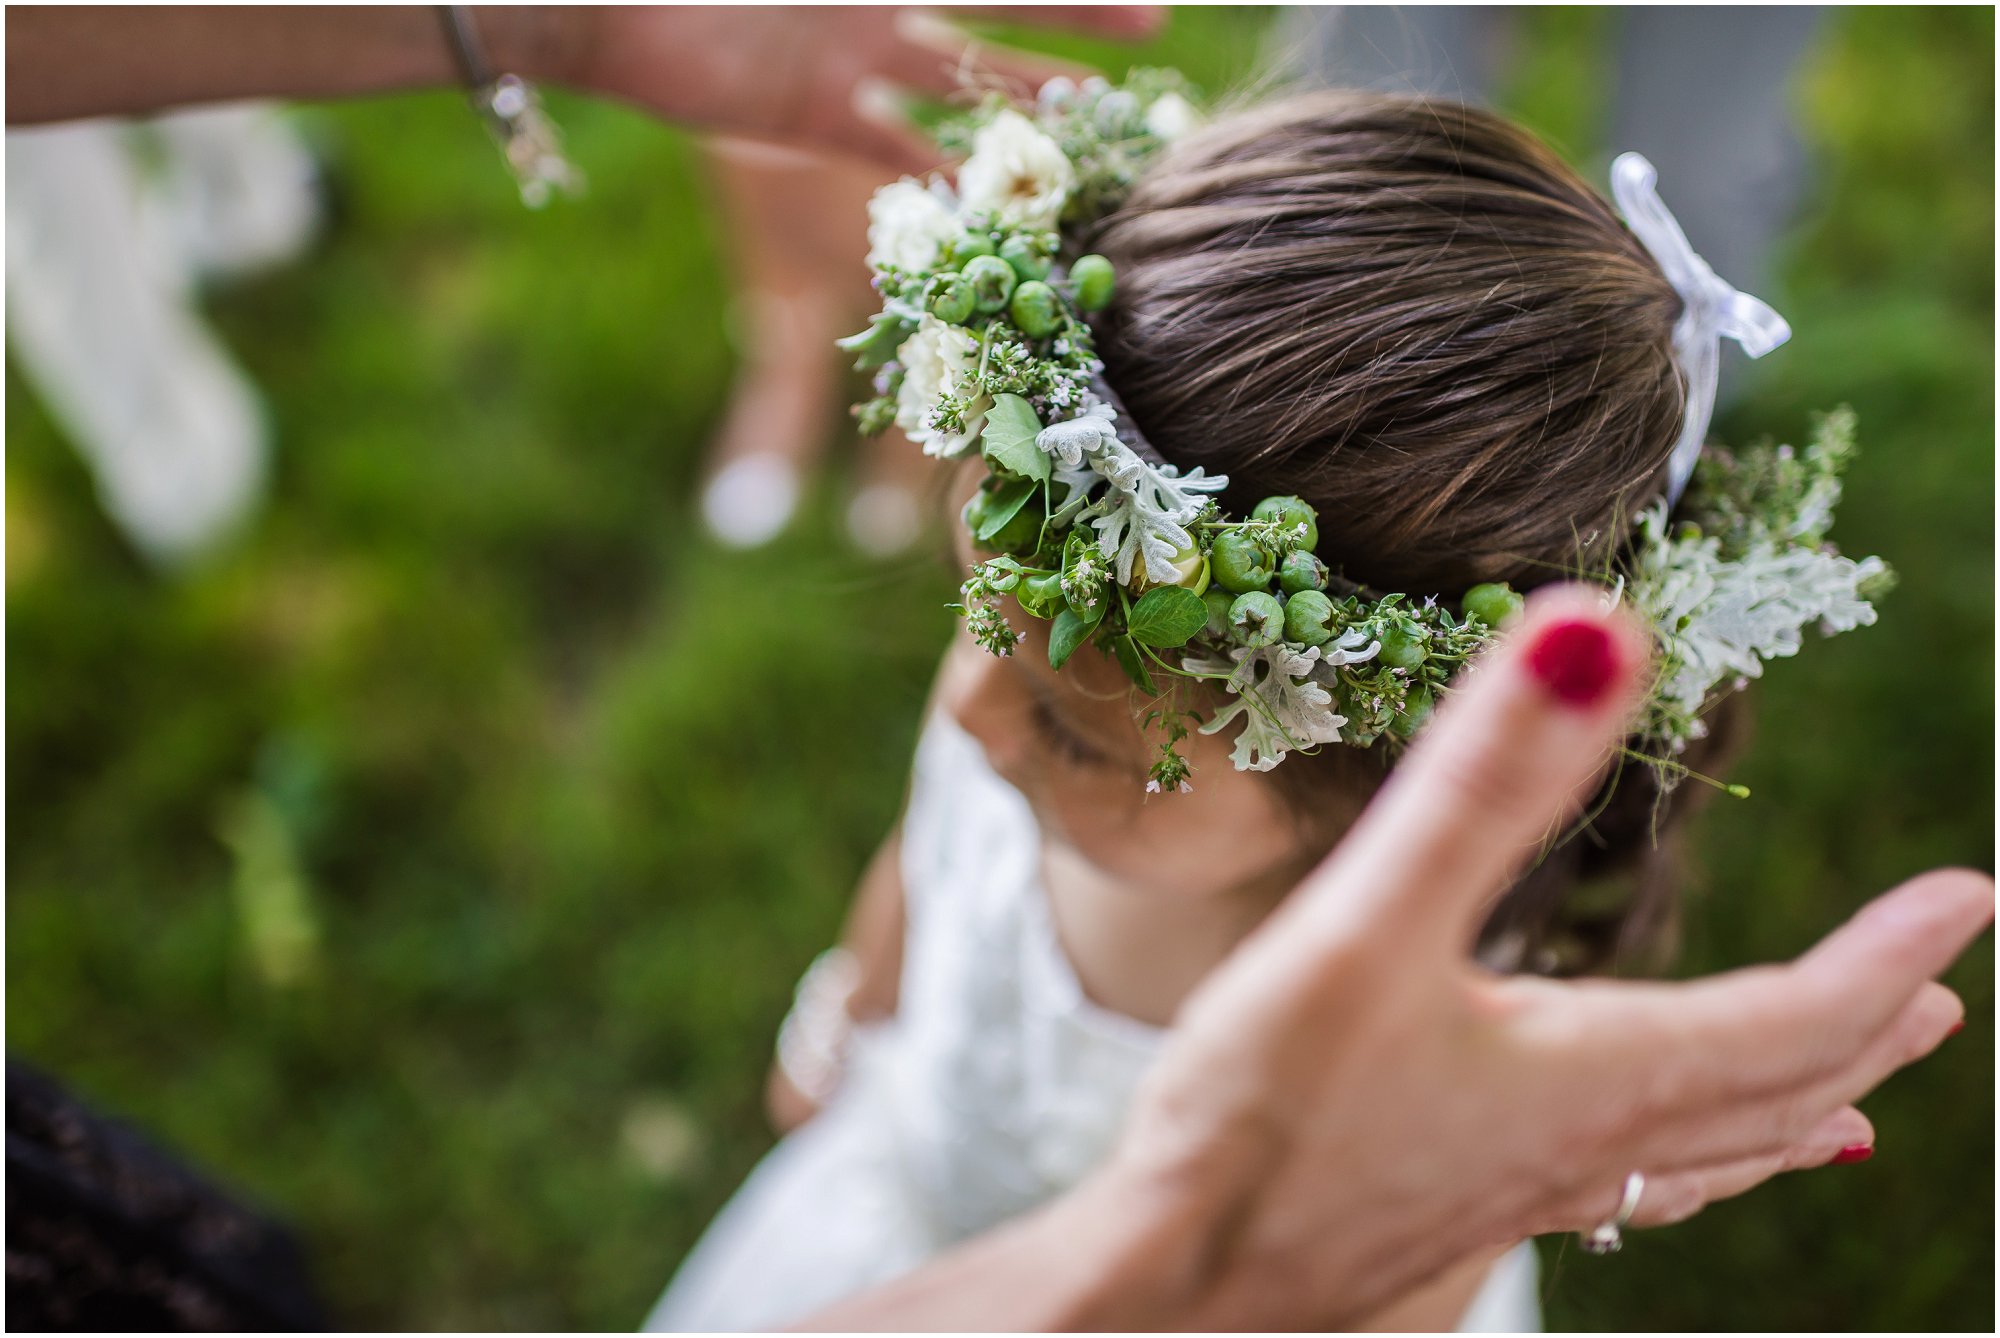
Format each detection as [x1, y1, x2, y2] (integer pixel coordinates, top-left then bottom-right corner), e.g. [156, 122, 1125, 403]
[645, 714, 1541, 1332]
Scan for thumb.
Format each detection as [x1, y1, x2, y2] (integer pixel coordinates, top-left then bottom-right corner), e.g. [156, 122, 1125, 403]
[1293, 584, 1655, 955]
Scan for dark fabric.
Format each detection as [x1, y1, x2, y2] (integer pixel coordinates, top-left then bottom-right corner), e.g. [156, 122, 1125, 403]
[6, 1059, 328, 1331]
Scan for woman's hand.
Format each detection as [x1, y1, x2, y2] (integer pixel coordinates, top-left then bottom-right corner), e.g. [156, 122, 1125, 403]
[559, 6, 1162, 174]
[1084, 585, 1991, 1328]
[8, 7, 1161, 173]
[808, 585, 1990, 1330]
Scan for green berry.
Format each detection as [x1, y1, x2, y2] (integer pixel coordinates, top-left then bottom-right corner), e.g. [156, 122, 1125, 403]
[999, 234, 1052, 282]
[1282, 589, 1336, 646]
[1137, 541, 1209, 596]
[1252, 495, 1320, 553]
[962, 254, 1017, 314]
[948, 231, 996, 268]
[1009, 280, 1063, 339]
[1376, 627, 1428, 670]
[1392, 685, 1435, 739]
[1229, 592, 1285, 648]
[1211, 530, 1277, 593]
[1071, 254, 1116, 312]
[1201, 586, 1235, 640]
[928, 276, 976, 325]
[1278, 551, 1328, 595]
[1462, 582, 1524, 626]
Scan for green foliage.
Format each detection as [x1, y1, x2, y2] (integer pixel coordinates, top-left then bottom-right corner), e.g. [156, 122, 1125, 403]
[3, 7, 1988, 1334]
[1125, 585, 1207, 648]
[978, 392, 1051, 482]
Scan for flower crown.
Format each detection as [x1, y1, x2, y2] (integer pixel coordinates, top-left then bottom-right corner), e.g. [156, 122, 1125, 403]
[841, 73, 1891, 794]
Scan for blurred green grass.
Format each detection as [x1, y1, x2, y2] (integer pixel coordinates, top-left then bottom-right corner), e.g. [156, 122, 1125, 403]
[6, 7, 1990, 1330]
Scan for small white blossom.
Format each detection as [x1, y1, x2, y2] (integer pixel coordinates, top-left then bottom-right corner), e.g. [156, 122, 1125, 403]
[895, 315, 988, 458]
[1144, 91, 1201, 142]
[958, 109, 1075, 229]
[865, 179, 960, 273]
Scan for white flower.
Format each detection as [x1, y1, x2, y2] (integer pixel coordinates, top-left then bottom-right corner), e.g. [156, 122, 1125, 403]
[895, 315, 988, 458]
[1143, 91, 1201, 142]
[865, 179, 960, 273]
[957, 110, 1074, 230]
[1184, 643, 1346, 771]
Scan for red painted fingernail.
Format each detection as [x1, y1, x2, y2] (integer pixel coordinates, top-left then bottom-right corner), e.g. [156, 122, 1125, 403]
[1949, 1019, 1965, 1036]
[1829, 1144, 1874, 1165]
[1525, 618, 1621, 707]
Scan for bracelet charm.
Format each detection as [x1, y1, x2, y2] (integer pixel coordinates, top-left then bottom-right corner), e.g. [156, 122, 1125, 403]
[439, 6, 583, 208]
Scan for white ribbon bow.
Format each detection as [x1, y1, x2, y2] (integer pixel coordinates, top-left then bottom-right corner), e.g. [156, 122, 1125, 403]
[1610, 151, 1793, 506]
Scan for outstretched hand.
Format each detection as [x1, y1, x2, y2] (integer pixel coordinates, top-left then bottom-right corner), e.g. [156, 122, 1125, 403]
[1079, 584, 1990, 1328]
[567, 6, 1162, 174]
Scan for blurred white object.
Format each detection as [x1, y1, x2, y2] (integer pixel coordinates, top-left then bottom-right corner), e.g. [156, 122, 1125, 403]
[845, 480, 920, 558]
[5, 104, 319, 566]
[701, 451, 801, 550]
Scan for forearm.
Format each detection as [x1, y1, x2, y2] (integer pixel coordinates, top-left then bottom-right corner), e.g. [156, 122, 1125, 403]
[837, 825, 907, 1021]
[5, 5, 582, 125]
[798, 1167, 1201, 1331]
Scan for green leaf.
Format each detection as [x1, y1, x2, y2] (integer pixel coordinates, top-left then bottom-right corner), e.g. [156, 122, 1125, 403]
[835, 314, 912, 370]
[1126, 585, 1208, 648]
[1048, 599, 1107, 670]
[1112, 635, 1159, 695]
[973, 477, 1039, 542]
[980, 393, 1051, 482]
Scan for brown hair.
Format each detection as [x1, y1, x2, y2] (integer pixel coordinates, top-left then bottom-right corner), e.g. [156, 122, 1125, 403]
[1092, 91, 1742, 975]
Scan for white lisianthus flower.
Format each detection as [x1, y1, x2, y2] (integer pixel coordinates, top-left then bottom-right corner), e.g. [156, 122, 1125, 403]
[895, 315, 988, 458]
[1144, 92, 1201, 142]
[958, 110, 1074, 229]
[865, 179, 960, 273]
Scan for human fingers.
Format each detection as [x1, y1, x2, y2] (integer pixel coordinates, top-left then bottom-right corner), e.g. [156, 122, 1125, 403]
[1565, 869, 1991, 1111]
[1640, 980, 1963, 1171]
[892, 9, 1105, 99]
[1293, 584, 1653, 953]
[846, 76, 950, 175]
[1535, 1105, 1874, 1237]
[952, 6, 1166, 40]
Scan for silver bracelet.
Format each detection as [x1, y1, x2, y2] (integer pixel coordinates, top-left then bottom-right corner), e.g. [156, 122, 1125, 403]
[775, 947, 862, 1106]
[438, 5, 583, 208]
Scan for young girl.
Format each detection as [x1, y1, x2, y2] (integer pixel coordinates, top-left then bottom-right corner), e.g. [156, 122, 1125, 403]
[647, 84, 1879, 1332]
